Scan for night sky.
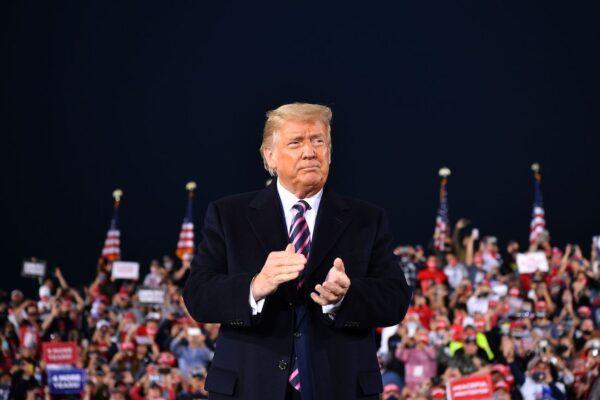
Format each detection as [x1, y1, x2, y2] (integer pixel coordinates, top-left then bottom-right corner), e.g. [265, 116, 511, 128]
[3, 2, 599, 293]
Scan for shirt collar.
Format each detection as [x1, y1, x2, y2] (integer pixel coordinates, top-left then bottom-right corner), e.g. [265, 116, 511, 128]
[276, 178, 323, 213]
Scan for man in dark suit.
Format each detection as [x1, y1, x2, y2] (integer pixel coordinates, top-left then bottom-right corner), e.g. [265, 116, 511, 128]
[183, 103, 411, 400]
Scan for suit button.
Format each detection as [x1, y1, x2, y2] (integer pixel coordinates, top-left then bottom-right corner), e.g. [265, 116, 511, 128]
[294, 332, 301, 338]
[277, 360, 288, 371]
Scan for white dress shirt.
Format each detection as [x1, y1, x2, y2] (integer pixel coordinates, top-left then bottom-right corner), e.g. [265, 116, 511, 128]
[249, 179, 343, 315]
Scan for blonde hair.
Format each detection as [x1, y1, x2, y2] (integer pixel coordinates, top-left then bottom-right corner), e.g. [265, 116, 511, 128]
[260, 102, 332, 175]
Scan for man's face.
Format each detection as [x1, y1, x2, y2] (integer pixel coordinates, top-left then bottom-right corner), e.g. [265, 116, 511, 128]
[426, 256, 438, 270]
[446, 253, 457, 266]
[147, 387, 162, 399]
[474, 252, 484, 266]
[264, 119, 330, 196]
[26, 306, 38, 321]
[11, 292, 23, 304]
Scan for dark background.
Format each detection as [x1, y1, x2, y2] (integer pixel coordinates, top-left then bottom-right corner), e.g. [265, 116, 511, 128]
[2, 1, 599, 293]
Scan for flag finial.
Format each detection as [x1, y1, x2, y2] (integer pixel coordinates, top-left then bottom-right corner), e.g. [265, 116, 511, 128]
[439, 167, 451, 178]
[177, 183, 196, 260]
[531, 163, 542, 181]
[112, 189, 123, 202]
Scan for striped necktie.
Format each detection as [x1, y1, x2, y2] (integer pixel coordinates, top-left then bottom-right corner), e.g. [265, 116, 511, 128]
[288, 199, 311, 392]
[289, 200, 311, 287]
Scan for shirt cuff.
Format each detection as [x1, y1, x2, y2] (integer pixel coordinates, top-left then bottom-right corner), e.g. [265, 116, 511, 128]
[249, 284, 265, 315]
[322, 296, 344, 315]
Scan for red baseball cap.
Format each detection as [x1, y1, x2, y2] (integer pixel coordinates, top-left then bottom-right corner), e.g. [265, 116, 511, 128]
[121, 342, 135, 351]
[383, 383, 400, 393]
[417, 332, 429, 344]
[491, 364, 508, 376]
[578, 306, 591, 317]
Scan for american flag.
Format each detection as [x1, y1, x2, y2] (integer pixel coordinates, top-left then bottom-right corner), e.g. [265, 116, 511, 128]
[529, 165, 546, 244]
[101, 189, 122, 261]
[176, 182, 196, 260]
[433, 169, 451, 252]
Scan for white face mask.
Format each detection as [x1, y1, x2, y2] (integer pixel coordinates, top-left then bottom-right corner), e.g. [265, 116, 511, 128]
[407, 321, 419, 337]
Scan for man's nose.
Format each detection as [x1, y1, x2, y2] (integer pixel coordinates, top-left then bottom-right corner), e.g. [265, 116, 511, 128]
[301, 141, 316, 158]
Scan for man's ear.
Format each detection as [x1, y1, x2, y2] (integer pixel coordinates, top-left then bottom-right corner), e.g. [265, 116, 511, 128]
[263, 147, 277, 171]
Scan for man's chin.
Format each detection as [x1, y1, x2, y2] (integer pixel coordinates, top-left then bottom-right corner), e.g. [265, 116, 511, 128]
[297, 174, 325, 188]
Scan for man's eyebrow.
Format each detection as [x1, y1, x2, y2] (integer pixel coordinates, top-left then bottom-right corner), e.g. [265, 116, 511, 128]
[285, 132, 324, 141]
[286, 134, 304, 141]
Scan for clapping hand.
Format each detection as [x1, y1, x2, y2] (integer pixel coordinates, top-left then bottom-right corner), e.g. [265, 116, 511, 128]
[311, 258, 350, 306]
[252, 244, 307, 301]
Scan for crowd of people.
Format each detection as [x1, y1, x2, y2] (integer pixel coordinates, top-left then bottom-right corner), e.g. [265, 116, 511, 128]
[380, 219, 600, 400]
[1, 217, 599, 399]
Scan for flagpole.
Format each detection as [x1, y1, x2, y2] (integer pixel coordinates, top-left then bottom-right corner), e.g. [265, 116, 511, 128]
[101, 189, 123, 261]
[185, 181, 196, 224]
[112, 189, 123, 220]
[439, 167, 451, 200]
[529, 163, 548, 251]
[434, 167, 451, 253]
[531, 162, 541, 183]
[176, 182, 196, 261]
[186, 181, 197, 198]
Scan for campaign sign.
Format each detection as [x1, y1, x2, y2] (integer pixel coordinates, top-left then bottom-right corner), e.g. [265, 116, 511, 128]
[48, 368, 86, 395]
[22, 260, 46, 277]
[0, 384, 10, 400]
[42, 342, 78, 365]
[111, 261, 140, 280]
[137, 287, 166, 304]
[516, 252, 549, 274]
[447, 373, 493, 400]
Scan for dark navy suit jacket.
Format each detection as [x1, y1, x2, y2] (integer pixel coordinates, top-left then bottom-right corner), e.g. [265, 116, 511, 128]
[183, 183, 411, 400]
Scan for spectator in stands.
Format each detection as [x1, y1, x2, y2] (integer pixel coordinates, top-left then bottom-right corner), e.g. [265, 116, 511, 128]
[1, 215, 598, 399]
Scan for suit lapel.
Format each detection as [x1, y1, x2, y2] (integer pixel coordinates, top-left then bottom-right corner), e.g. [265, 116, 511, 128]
[246, 183, 296, 303]
[304, 186, 352, 280]
[246, 183, 289, 254]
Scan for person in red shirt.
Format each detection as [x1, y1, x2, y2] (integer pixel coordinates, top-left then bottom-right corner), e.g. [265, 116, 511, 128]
[417, 255, 447, 293]
[411, 292, 434, 329]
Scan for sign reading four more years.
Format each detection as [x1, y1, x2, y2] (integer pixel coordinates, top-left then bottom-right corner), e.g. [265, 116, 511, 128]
[42, 342, 78, 365]
[48, 369, 86, 395]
